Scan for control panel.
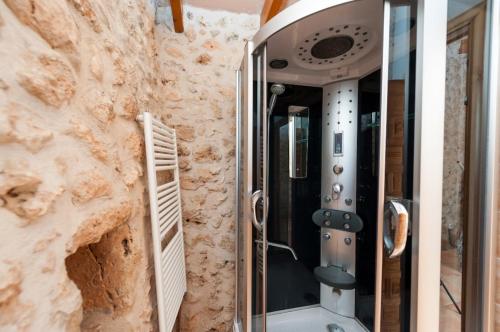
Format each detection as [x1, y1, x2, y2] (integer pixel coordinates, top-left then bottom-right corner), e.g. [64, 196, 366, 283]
[334, 132, 343, 156]
[322, 81, 357, 210]
[320, 79, 358, 316]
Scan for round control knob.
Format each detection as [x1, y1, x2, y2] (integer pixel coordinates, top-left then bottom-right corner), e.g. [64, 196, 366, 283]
[344, 237, 352, 245]
[333, 183, 343, 194]
[323, 233, 331, 240]
[333, 164, 344, 175]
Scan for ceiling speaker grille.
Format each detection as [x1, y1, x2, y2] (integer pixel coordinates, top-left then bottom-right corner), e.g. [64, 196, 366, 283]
[294, 24, 375, 70]
[311, 36, 354, 59]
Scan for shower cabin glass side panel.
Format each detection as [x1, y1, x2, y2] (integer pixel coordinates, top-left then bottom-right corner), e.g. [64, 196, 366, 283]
[250, 44, 268, 332]
[236, 43, 269, 332]
[375, 1, 447, 331]
[378, 2, 417, 332]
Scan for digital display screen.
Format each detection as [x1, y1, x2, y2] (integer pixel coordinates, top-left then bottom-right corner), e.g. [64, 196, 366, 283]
[334, 132, 343, 155]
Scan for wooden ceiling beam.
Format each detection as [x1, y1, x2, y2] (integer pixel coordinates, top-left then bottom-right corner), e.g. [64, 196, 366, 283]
[169, 0, 184, 33]
[261, 0, 287, 26]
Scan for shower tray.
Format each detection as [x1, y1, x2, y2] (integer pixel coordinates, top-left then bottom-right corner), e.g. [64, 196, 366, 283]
[266, 306, 368, 332]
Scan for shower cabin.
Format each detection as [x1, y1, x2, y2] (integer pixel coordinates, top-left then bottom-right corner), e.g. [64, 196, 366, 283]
[235, 0, 447, 331]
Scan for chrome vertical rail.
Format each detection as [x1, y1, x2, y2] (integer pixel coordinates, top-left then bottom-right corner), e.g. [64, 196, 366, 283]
[288, 115, 296, 177]
[412, 0, 447, 331]
[261, 44, 268, 332]
[482, 0, 500, 329]
[242, 42, 254, 332]
[234, 68, 242, 331]
[374, 3, 391, 331]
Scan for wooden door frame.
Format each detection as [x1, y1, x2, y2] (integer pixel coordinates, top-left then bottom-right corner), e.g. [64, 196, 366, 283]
[446, 4, 486, 331]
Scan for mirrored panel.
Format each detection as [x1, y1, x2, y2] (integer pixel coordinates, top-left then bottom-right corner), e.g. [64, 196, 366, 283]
[288, 106, 309, 179]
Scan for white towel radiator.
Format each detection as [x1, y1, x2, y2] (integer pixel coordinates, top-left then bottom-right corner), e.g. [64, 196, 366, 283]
[138, 111, 187, 332]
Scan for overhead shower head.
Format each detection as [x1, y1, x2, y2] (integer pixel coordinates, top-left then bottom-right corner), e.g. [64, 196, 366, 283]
[270, 83, 286, 96]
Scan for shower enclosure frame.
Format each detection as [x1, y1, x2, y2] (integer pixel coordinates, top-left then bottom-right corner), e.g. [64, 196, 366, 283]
[480, 0, 500, 329]
[234, 0, 448, 331]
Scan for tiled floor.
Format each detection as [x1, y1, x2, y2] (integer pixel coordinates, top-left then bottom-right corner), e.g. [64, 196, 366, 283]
[267, 306, 368, 332]
[440, 249, 462, 332]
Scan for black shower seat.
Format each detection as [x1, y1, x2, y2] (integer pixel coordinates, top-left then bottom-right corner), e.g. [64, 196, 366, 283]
[313, 265, 356, 290]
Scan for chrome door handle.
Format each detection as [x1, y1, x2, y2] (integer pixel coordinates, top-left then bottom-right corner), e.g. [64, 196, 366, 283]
[383, 200, 409, 259]
[251, 190, 263, 231]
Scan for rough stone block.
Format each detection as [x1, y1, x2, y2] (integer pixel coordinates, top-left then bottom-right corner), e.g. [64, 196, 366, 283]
[67, 200, 132, 253]
[4, 0, 79, 51]
[69, 0, 102, 33]
[69, 120, 108, 161]
[17, 53, 76, 107]
[0, 169, 62, 222]
[0, 103, 54, 152]
[175, 125, 195, 142]
[195, 53, 212, 65]
[71, 170, 112, 204]
[193, 144, 222, 162]
[121, 96, 139, 120]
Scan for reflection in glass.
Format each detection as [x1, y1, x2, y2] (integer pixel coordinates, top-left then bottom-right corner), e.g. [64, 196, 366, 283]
[288, 106, 309, 179]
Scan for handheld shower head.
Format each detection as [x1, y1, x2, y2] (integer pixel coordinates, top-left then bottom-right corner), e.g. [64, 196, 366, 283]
[268, 83, 286, 114]
[270, 83, 286, 96]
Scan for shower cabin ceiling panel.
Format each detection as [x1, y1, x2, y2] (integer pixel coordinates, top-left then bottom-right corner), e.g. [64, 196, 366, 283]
[266, 0, 382, 86]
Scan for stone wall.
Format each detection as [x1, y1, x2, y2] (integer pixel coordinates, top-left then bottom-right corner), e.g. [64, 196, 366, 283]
[442, 36, 467, 255]
[0, 0, 161, 330]
[154, 6, 258, 331]
[0, 0, 258, 331]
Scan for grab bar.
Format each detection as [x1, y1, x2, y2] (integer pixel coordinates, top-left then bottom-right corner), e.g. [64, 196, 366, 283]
[255, 240, 298, 261]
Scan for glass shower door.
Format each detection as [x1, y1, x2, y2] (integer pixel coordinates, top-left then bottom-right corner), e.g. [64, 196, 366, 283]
[377, 3, 416, 331]
[235, 41, 268, 332]
[250, 43, 268, 332]
[375, 1, 447, 331]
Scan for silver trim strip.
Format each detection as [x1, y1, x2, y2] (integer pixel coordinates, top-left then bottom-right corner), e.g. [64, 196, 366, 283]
[412, 0, 447, 330]
[374, 3, 391, 331]
[251, 0, 357, 52]
[482, 0, 499, 329]
[243, 41, 254, 332]
[262, 44, 268, 332]
[235, 69, 241, 329]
